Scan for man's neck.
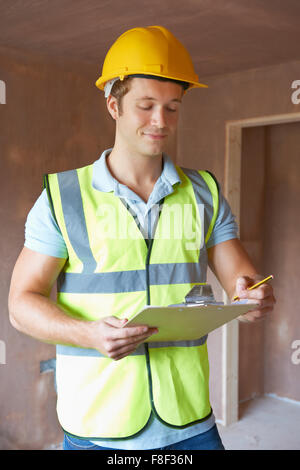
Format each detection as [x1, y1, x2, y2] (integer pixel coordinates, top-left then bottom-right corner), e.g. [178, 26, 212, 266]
[106, 145, 163, 202]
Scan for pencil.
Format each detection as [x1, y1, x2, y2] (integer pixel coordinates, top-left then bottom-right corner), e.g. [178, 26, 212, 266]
[233, 275, 274, 301]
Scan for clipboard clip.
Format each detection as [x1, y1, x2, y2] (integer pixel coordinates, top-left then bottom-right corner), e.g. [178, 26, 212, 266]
[184, 285, 224, 306]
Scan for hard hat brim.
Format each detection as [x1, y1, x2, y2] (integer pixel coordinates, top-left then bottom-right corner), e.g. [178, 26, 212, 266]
[95, 72, 208, 91]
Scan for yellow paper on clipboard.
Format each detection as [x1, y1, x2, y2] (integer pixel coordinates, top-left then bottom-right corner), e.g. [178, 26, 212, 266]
[123, 300, 257, 342]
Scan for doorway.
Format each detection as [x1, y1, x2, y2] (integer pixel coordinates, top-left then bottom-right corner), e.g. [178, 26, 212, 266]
[222, 112, 300, 425]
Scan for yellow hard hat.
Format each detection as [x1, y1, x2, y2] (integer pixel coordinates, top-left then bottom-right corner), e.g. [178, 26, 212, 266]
[95, 26, 207, 92]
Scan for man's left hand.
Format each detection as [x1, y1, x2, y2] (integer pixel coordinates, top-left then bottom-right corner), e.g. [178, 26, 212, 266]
[234, 276, 276, 323]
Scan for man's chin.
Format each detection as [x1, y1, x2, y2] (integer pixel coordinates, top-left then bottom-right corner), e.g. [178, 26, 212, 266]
[142, 141, 168, 157]
[141, 148, 164, 158]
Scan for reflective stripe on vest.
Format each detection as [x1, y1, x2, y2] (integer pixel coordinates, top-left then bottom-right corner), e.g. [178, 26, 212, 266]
[45, 162, 219, 438]
[57, 335, 208, 358]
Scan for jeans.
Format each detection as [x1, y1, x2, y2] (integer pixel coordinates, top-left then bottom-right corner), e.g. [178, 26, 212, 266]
[63, 424, 225, 450]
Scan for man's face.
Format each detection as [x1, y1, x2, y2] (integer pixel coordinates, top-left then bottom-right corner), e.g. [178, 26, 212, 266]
[111, 78, 183, 157]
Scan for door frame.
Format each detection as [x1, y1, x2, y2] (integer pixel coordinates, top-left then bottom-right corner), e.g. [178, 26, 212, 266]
[221, 111, 300, 426]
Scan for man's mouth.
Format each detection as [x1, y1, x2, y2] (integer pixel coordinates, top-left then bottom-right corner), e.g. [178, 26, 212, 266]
[143, 133, 167, 140]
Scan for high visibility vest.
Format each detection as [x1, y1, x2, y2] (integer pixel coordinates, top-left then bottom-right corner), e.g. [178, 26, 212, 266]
[44, 162, 219, 439]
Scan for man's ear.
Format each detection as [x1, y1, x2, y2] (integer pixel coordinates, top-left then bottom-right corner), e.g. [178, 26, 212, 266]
[106, 95, 119, 120]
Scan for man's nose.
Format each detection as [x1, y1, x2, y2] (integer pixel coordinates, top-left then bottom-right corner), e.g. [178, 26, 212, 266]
[150, 107, 167, 128]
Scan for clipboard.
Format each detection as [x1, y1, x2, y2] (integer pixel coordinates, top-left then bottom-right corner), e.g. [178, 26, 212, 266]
[123, 300, 257, 342]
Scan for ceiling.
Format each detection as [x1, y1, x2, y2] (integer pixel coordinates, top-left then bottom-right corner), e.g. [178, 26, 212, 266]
[1, 0, 300, 79]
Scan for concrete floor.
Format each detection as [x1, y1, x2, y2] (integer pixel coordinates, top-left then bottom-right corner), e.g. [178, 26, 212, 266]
[217, 395, 300, 450]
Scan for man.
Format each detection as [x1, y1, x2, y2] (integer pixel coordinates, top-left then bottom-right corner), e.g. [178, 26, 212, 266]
[8, 26, 275, 451]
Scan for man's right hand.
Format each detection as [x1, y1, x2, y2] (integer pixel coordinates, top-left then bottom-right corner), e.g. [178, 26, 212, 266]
[88, 316, 158, 361]
[8, 247, 158, 362]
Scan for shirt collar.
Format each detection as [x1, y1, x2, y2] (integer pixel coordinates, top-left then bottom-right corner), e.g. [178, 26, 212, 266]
[92, 148, 181, 195]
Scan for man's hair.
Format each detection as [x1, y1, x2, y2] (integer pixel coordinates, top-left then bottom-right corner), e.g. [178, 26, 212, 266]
[110, 75, 189, 114]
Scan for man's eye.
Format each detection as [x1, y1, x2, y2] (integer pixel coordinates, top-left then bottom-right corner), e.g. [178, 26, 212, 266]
[167, 108, 177, 112]
[138, 105, 152, 110]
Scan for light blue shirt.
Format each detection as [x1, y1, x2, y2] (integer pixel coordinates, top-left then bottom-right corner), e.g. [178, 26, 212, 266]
[24, 149, 238, 449]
